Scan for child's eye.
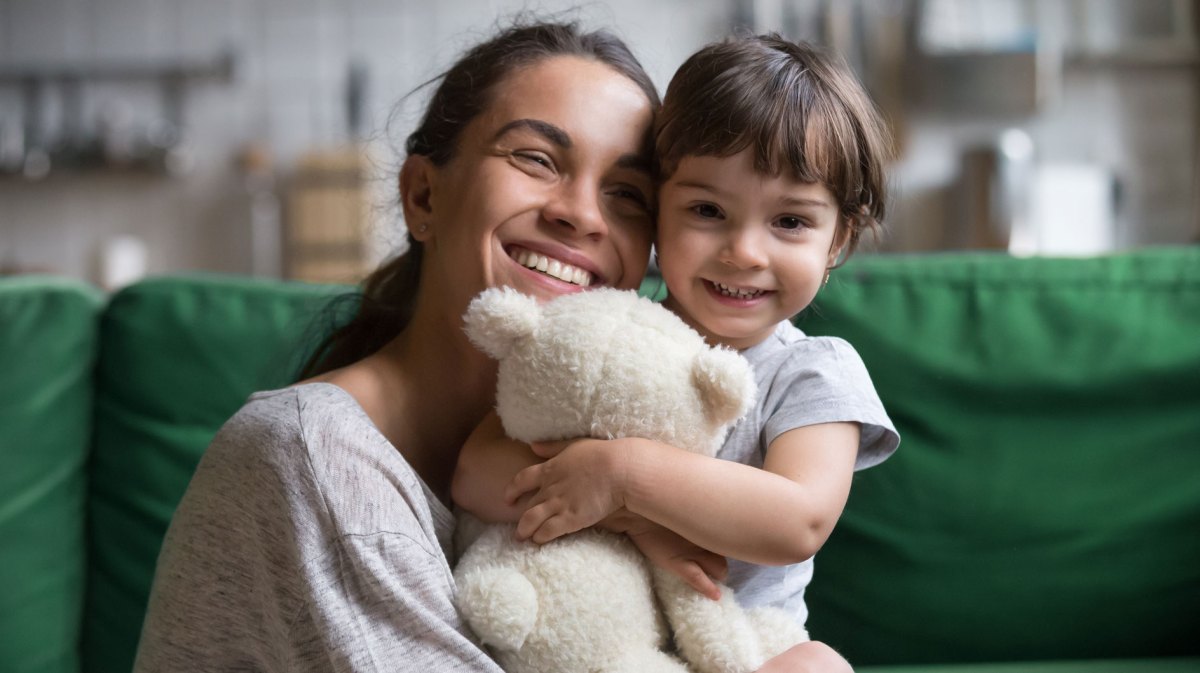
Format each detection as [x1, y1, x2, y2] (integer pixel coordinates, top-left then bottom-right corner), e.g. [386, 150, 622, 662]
[776, 216, 809, 231]
[691, 203, 723, 219]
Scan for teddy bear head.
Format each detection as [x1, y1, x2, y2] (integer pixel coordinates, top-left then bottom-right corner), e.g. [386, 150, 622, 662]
[463, 287, 755, 457]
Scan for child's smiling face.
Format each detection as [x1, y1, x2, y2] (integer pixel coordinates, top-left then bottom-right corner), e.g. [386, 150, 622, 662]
[656, 148, 845, 350]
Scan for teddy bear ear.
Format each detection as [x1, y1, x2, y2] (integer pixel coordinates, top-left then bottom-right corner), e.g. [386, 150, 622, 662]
[462, 288, 542, 359]
[691, 347, 756, 426]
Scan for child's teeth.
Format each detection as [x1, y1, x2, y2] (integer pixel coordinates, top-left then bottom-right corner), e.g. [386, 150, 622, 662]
[715, 282, 763, 299]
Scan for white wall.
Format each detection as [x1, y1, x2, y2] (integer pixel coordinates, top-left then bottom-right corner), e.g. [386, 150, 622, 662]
[1, 0, 1197, 284]
[0, 0, 733, 283]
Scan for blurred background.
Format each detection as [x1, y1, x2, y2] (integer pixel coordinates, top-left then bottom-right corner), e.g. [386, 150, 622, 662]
[1, 0, 1197, 289]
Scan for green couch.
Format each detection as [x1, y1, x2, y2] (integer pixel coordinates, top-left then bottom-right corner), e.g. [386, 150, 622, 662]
[2, 248, 1198, 673]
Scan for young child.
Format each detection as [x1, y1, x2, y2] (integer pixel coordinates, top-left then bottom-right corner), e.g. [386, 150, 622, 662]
[453, 33, 898, 652]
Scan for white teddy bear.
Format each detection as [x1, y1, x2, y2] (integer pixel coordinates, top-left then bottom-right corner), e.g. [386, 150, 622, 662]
[453, 287, 808, 673]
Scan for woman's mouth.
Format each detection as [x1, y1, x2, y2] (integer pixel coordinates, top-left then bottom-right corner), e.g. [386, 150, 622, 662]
[509, 247, 595, 287]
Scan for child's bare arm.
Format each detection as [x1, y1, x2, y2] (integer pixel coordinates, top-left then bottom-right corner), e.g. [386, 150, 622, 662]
[454, 414, 728, 598]
[507, 422, 859, 566]
[450, 411, 541, 523]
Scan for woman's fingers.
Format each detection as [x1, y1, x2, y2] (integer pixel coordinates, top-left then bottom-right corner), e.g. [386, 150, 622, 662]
[676, 561, 722, 601]
[696, 551, 729, 583]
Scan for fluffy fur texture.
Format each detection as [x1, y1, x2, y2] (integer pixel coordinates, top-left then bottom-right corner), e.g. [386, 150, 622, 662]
[454, 287, 808, 673]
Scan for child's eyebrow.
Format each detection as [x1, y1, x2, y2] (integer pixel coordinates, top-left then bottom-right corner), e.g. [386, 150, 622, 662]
[779, 195, 834, 209]
[674, 179, 726, 196]
[492, 119, 572, 148]
[677, 180, 832, 209]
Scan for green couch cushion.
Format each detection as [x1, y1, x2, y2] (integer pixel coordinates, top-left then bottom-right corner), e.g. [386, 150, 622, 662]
[0, 277, 102, 673]
[800, 248, 1200, 666]
[83, 275, 345, 673]
[860, 656, 1200, 673]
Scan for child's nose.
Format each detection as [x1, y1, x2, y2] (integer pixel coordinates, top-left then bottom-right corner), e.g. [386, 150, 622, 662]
[720, 228, 768, 270]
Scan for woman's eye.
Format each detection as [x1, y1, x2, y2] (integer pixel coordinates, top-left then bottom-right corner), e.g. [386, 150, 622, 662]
[691, 203, 722, 219]
[514, 151, 554, 171]
[612, 186, 648, 207]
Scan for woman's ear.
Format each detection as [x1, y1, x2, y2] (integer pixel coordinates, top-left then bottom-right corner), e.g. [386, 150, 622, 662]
[400, 154, 437, 242]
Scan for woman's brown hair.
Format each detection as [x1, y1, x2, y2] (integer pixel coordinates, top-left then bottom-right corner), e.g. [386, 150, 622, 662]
[654, 34, 891, 262]
[299, 20, 659, 378]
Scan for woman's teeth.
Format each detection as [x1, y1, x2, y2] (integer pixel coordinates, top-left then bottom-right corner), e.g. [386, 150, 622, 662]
[713, 281, 765, 299]
[514, 249, 594, 286]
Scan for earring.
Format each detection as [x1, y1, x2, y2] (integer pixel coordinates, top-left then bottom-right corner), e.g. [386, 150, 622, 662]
[418, 224, 428, 234]
[822, 270, 831, 287]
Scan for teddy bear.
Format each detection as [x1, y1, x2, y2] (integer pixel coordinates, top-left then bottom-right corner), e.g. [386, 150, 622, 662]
[453, 286, 808, 673]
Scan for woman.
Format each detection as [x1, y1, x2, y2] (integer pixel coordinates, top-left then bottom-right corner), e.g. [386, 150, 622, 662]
[134, 20, 850, 672]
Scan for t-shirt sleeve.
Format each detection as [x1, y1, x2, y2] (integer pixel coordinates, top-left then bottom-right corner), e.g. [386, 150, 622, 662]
[134, 390, 504, 673]
[761, 337, 899, 470]
[296, 533, 501, 672]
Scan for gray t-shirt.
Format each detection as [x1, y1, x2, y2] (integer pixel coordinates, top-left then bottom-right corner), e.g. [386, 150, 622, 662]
[718, 321, 899, 626]
[134, 383, 503, 673]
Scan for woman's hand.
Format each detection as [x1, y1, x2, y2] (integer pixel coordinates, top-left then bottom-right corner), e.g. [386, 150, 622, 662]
[754, 641, 853, 672]
[505, 437, 633, 544]
[626, 523, 727, 601]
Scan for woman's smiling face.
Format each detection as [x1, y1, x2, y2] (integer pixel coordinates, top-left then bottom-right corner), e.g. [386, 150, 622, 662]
[413, 55, 657, 312]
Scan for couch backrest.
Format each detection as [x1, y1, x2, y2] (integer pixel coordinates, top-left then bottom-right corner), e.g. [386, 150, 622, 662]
[0, 277, 102, 673]
[800, 247, 1200, 665]
[82, 275, 345, 673]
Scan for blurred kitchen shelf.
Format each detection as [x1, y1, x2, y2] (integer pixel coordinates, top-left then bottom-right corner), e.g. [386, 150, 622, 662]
[284, 147, 372, 285]
[1065, 46, 1200, 69]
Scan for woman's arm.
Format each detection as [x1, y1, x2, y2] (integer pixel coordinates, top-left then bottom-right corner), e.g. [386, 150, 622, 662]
[507, 422, 859, 566]
[450, 411, 540, 523]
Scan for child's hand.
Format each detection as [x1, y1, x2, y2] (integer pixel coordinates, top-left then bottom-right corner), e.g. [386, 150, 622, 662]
[627, 524, 727, 601]
[505, 438, 631, 544]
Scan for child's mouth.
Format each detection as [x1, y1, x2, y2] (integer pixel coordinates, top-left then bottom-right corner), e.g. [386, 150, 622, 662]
[708, 280, 767, 300]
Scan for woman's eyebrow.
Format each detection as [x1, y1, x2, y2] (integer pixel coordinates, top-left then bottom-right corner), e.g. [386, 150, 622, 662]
[616, 153, 652, 175]
[492, 119, 572, 148]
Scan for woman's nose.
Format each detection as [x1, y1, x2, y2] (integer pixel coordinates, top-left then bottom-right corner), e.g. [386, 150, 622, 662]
[720, 227, 768, 270]
[542, 178, 608, 239]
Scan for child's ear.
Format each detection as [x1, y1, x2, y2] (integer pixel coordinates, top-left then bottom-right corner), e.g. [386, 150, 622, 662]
[827, 217, 853, 268]
[400, 154, 437, 242]
[462, 288, 542, 360]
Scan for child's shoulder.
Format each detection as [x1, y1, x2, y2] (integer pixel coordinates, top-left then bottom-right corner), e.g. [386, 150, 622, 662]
[742, 321, 860, 366]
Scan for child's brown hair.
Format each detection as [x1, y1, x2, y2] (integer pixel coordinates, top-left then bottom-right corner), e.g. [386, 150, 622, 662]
[655, 34, 891, 262]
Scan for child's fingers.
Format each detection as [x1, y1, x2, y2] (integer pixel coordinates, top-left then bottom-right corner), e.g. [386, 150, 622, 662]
[515, 503, 551, 542]
[504, 465, 541, 505]
[529, 513, 584, 545]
